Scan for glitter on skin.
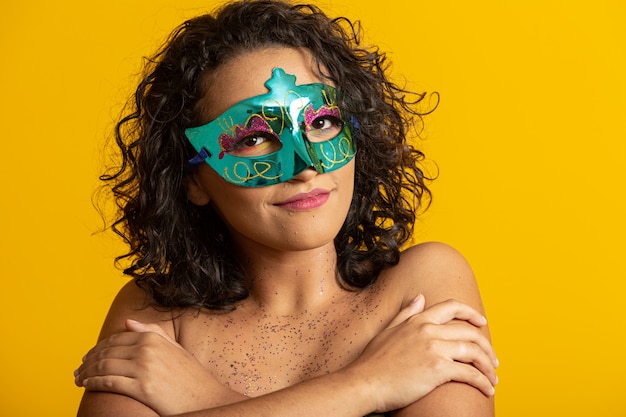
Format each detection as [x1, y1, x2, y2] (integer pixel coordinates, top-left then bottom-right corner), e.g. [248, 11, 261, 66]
[177, 282, 390, 397]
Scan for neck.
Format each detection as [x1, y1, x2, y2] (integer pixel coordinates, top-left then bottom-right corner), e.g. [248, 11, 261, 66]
[234, 240, 346, 316]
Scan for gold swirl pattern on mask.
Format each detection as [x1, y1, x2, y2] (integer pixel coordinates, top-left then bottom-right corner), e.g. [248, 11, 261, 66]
[259, 98, 287, 134]
[223, 161, 282, 184]
[216, 116, 238, 156]
[321, 88, 337, 107]
[315, 135, 356, 170]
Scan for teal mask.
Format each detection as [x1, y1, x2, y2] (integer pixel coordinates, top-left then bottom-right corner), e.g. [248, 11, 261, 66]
[185, 68, 357, 187]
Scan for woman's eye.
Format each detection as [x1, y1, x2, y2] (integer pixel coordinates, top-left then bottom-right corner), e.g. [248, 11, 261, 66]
[227, 133, 281, 157]
[241, 136, 265, 147]
[307, 116, 343, 141]
[312, 118, 332, 130]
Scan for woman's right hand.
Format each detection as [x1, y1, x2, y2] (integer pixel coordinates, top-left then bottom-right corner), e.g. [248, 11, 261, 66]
[347, 295, 498, 413]
[75, 319, 246, 416]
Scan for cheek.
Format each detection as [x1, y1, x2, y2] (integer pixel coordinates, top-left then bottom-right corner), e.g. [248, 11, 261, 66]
[332, 161, 356, 225]
[340, 160, 356, 199]
[209, 191, 261, 222]
[207, 187, 270, 231]
[209, 199, 268, 244]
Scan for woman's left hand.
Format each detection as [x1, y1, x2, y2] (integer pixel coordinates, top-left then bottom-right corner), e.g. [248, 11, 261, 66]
[74, 319, 245, 415]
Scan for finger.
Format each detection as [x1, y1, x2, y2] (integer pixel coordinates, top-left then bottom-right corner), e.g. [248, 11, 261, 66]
[79, 345, 147, 377]
[80, 332, 148, 367]
[81, 374, 139, 397]
[428, 338, 498, 388]
[386, 294, 425, 329]
[445, 360, 496, 397]
[125, 319, 180, 346]
[419, 299, 488, 327]
[76, 356, 140, 387]
[125, 319, 171, 335]
[431, 322, 498, 368]
[79, 331, 167, 380]
[451, 341, 498, 386]
[125, 319, 149, 332]
[79, 344, 144, 374]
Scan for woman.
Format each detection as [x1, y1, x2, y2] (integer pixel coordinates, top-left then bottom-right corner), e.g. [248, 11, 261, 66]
[75, 1, 498, 416]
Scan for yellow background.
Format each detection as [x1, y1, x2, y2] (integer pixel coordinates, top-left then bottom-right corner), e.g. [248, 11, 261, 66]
[1, 0, 624, 415]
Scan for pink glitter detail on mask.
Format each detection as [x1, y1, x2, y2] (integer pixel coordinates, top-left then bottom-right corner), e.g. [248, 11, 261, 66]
[304, 105, 341, 132]
[218, 115, 275, 159]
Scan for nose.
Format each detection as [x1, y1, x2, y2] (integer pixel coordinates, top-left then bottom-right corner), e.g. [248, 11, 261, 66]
[288, 166, 319, 183]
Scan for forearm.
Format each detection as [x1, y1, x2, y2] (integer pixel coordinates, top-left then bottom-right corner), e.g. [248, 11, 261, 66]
[174, 368, 375, 417]
[78, 392, 159, 417]
[77, 382, 247, 417]
[391, 382, 494, 417]
[78, 367, 376, 417]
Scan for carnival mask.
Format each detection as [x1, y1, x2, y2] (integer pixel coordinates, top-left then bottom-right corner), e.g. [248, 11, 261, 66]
[185, 68, 357, 187]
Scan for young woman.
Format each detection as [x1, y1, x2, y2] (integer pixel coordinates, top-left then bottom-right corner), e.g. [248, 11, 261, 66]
[74, 1, 498, 416]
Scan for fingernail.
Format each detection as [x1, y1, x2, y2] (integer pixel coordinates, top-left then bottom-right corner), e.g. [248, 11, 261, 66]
[411, 294, 424, 305]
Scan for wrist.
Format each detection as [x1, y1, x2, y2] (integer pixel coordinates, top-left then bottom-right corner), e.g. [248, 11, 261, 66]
[332, 364, 380, 415]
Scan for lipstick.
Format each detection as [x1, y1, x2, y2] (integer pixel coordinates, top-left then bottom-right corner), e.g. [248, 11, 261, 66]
[275, 188, 331, 211]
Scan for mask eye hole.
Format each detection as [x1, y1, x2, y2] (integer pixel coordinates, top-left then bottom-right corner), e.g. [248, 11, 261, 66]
[306, 115, 344, 142]
[220, 115, 283, 157]
[226, 132, 282, 157]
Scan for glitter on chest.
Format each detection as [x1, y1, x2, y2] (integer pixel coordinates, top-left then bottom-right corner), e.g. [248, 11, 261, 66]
[202, 309, 365, 396]
[188, 287, 386, 397]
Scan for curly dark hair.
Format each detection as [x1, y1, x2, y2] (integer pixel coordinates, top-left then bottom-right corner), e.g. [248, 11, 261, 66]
[102, 0, 436, 310]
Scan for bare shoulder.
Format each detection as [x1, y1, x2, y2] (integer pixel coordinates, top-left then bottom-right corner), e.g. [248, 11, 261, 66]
[97, 280, 175, 341]
[387, 242, 495, 417]
[383, 241, 486, 314]
[77, 281, 174, 417]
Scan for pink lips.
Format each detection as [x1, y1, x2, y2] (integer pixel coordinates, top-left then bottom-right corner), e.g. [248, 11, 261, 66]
[275, 188, 331, 211]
